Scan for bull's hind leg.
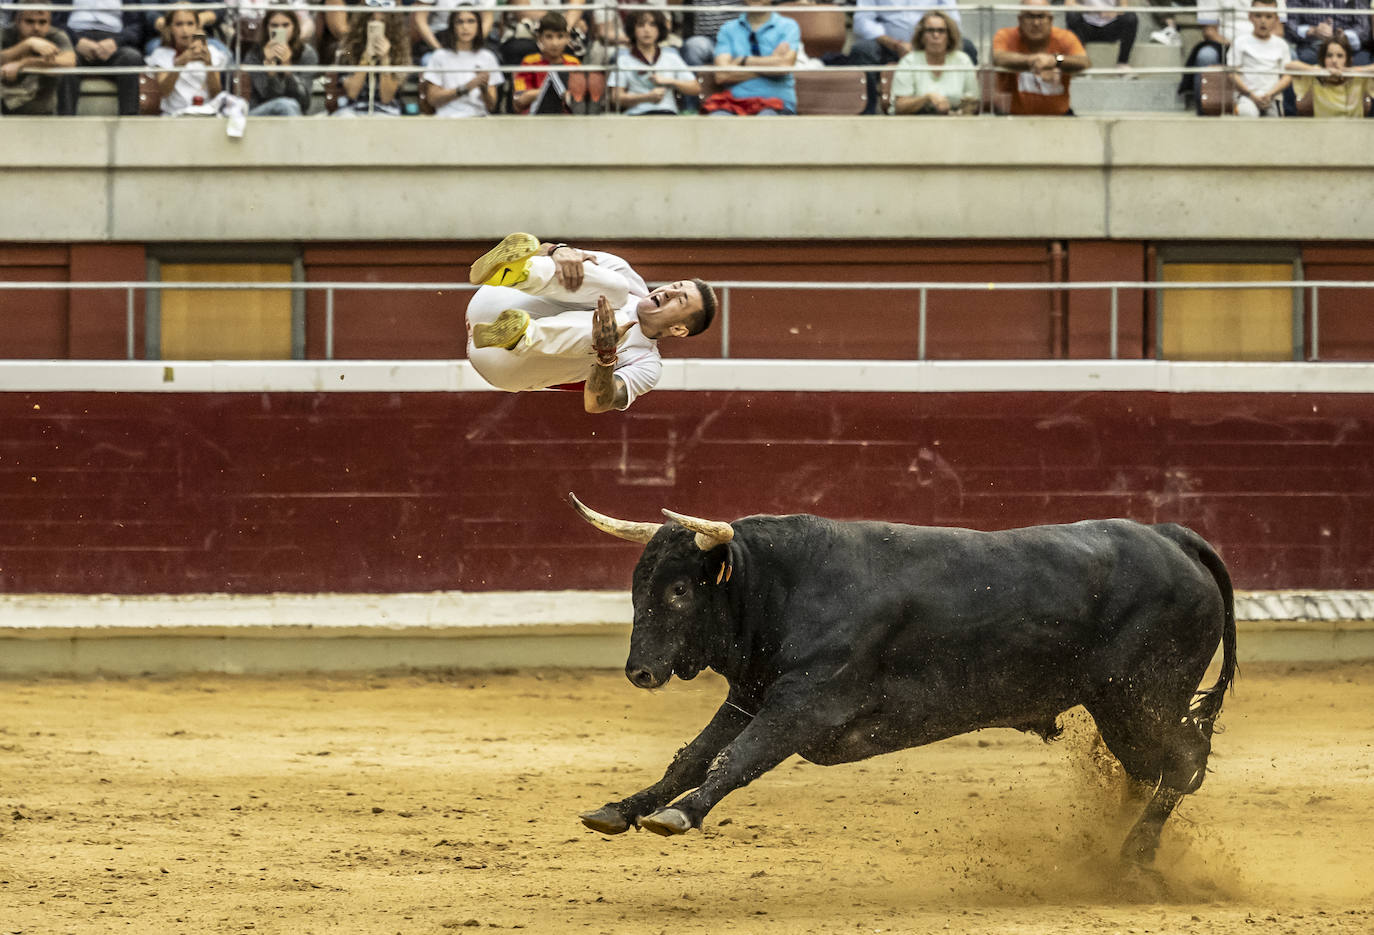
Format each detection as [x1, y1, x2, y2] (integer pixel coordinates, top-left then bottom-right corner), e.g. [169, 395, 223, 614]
[1086, 698, 1214, 865]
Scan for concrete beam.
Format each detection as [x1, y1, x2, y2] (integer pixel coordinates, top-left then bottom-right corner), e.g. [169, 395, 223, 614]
[5, 116, 1374, 242]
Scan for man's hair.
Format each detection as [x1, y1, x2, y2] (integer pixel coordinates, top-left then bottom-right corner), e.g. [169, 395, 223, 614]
[686, 279, 718, 337]
[1250, 0, 1277, 6]
[537, 11, 568, 34]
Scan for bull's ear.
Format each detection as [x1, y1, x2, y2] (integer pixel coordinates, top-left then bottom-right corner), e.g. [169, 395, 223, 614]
[568, 492, 661, 543]
[661, 509, 734, 552]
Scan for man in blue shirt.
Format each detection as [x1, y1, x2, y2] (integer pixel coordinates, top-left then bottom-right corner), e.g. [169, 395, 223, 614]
[710, 0, 800, 114]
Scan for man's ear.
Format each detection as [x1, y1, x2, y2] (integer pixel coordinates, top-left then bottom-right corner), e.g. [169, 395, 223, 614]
[668, 323, 690, 339]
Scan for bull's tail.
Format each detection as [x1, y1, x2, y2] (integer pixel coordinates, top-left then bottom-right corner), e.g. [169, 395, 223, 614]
[1159, 524, 1237, 730]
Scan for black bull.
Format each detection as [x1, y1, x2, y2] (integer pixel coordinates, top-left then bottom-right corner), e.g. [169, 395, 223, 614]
[570, 494, 1237, 864]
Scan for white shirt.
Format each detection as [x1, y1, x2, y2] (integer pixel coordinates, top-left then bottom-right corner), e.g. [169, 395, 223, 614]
[422, 47, 502, 117]
[67, 0, 123, 35]
[1073, 0, 1124, 30]
[147, 44, 231, 114]
[1228, 31, 1291, 94]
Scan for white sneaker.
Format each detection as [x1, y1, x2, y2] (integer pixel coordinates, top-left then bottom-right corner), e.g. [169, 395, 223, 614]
[1150, 25, 1183, 46]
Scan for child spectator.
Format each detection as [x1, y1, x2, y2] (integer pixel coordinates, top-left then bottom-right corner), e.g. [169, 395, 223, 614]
[608, 8, 698, 115]
[512, 12, 581, 114]
[421, 6, 503, 116]
[242, 8, 317, 116]
[1181, 0, 1288, 112]
[890, 11, 978, 115]
[334, 4, 411, 117]
[1286, 34, 1373, 115]
[2, 0, 75, 115]
[56, 0, 146, 115]
[705, 0, 800, 116]
[1286, 0, 1371, 68]
[992, 0, 1091, 115]
[146, 4, 229, 115]
[1229, 0, 1291, 116]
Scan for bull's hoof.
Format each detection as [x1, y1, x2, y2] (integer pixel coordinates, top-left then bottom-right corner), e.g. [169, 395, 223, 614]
[580, 806, 632, 835]
[638, 808, 693, 836]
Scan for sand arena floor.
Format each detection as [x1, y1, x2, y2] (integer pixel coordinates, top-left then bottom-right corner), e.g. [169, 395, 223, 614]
[1, 661, 1371, 934]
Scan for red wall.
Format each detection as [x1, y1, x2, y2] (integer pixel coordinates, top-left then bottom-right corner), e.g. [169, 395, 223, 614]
[1, 389, 1369, 594]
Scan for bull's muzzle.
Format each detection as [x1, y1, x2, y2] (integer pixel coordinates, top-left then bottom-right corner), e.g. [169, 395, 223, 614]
[625, 664, 668, 690]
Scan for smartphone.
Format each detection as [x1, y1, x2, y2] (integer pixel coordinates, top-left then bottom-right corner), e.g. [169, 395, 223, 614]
[367, 20, 385, 44]
[269, 24, 291, 45]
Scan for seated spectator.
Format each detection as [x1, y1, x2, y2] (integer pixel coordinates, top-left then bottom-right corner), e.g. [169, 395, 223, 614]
[512, 12, 580, 114]
[1229, 0, 1292, 115]
[55, 0, 146, 115]
[682, 0, 735, 68]
[411, 0, 490, 66]
[705, 0, 799, 115]
[227, 0, 315, 49]
[608, 8, 699, 114]
[890, 11, 977, 115]
[242, 7, 316, 116]
[992, 0, 1090, 115]
[501, 0, 591, 66]
[421, 6, 502, 116]
[147, 4, 229, 115]
[334, 4, 411, 116]
[1287, 34, 1374, 114]
[850, 0, 978, 114]
[1064, 0, 1138, 70]
[1286, 0, 1372, 67]
[2, 0, 75, 115]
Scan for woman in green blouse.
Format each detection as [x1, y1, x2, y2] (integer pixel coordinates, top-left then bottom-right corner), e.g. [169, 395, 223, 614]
[889, 11, 979, 115]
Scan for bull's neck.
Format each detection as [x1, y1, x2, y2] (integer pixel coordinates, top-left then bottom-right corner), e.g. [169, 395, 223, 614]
[708, 539, 786, 685]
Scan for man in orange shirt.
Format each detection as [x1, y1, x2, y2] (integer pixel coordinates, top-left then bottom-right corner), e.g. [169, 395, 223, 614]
[992, 0, 1091, 115]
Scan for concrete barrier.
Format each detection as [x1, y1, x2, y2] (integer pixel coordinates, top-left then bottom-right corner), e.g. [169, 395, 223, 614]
[1, 590, 1369, 675]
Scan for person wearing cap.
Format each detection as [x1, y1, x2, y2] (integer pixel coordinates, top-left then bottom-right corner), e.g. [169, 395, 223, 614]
[464, 234, 718, 413]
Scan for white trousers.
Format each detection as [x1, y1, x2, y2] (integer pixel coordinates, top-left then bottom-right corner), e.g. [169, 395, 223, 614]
[465, 256, 635, 392]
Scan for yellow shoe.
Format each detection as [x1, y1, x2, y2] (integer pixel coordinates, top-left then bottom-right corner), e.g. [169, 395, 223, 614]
[469, 232, 540, 287]
[472, 308, 531, 350]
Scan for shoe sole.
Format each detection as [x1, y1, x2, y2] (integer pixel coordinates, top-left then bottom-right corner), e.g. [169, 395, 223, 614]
[469, 233, 540, 287]
[473, 308, 531, 350]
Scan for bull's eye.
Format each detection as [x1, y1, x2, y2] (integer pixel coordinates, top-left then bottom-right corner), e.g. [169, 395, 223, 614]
[672, 583, 687, 597]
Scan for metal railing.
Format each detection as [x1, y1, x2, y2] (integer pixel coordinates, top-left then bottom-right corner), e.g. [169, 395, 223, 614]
[2, 277, 1369, 361]
[1, 2, 1363, 117]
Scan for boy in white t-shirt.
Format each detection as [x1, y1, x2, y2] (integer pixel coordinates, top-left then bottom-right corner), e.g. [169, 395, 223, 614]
[1227, 0, 1291, 116]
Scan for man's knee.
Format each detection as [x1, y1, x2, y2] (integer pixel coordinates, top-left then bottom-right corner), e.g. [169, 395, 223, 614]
[109, 47, 144, 67]
[848, 38, 883, 66]
[683, 35, 715, 68]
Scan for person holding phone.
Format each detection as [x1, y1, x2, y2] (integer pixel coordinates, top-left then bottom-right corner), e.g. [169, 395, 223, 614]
[145, 2, 229, 115]
[242, 8, 317, 115]
[334, 3, 411, 116]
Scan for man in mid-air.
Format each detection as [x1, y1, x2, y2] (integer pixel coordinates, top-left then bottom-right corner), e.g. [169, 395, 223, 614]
[465, 233, 718, 413]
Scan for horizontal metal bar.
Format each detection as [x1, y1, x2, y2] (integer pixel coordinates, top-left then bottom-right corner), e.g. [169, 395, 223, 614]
[3, 280, 1371, 293]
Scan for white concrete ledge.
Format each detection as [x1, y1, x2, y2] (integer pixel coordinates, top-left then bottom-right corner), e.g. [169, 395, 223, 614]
[0, 590, 1371, 675]
[4, 360, 1374, 394]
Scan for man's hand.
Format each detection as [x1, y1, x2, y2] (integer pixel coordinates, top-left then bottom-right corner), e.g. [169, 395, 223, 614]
[1, 60, 21, 82]
[592, 295, 624, 366]
[1313, 22, 1334, 41]
[95, 37, 118, 61]
[1030, 52, 1058, 77]
[550, 245, 597, 291]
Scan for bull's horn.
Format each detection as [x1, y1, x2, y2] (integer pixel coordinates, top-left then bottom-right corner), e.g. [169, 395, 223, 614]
[568, 492, 661, 544]
[661, 509, 734, 551]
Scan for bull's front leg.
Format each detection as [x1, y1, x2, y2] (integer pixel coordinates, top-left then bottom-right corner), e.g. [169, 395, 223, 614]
[580, 698, 752, 835]
[636, 701, 813, 837]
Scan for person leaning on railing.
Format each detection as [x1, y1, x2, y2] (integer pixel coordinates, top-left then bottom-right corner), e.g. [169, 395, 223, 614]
[54, 0, 147, 115]
[2, 0, 75, 115]
[242, 7, 317, 116]
[1286, 33, 1373, 115]
[146, 3, 230, 114]
[333, 0, 411, 117]
[889, 11, 978, 115]
[991, 0, 1090, 115]
[1285, 0, 1372, 68]
[420, 5, 503, 116]
[608, 7, 699, 114]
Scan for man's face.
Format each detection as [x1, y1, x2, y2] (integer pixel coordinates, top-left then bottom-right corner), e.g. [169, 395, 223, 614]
[1250, 8, 1277, 38]
[1018, 2, 1053, 43]
[538, 28, 569, 59]
[18, 10, 51, 39]
[636, 281, 703, 340]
